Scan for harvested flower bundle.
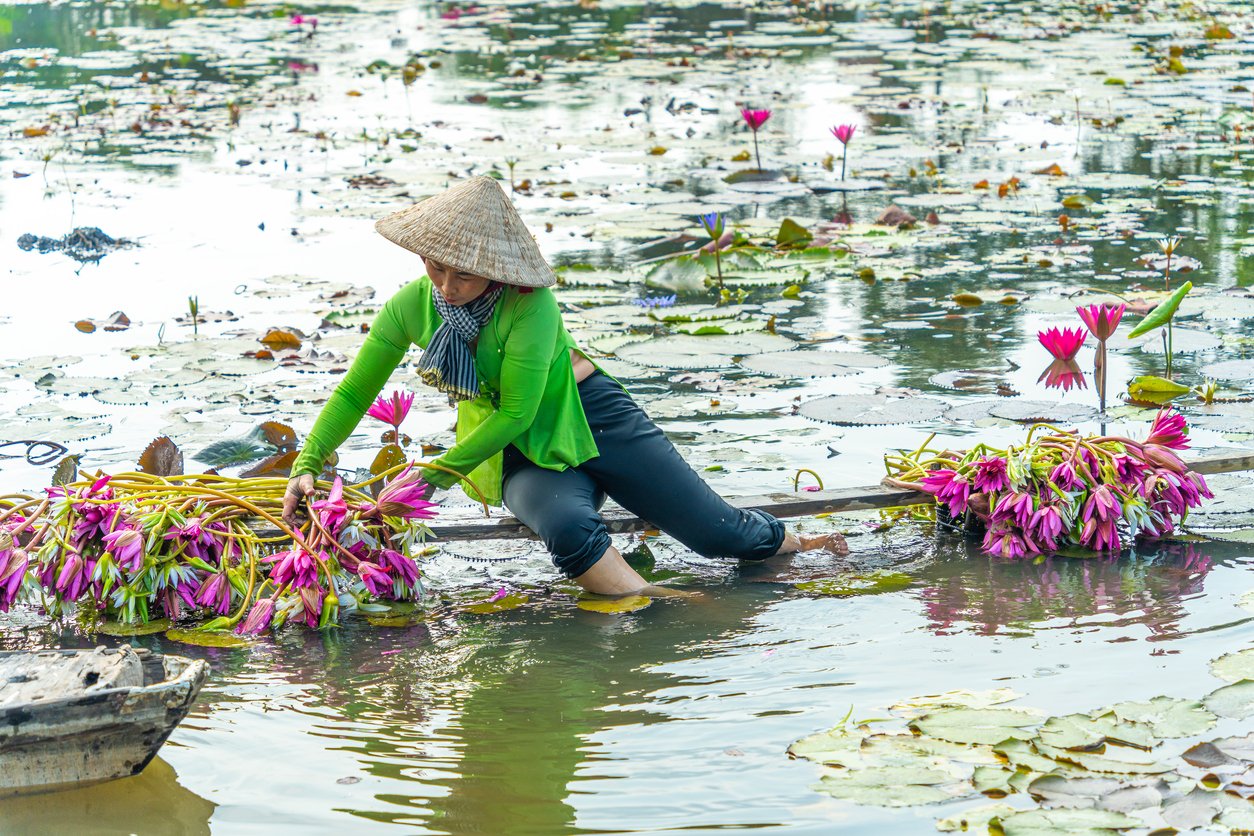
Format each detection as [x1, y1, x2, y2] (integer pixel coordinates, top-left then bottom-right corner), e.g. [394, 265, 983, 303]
[883, 410, 1212, 558]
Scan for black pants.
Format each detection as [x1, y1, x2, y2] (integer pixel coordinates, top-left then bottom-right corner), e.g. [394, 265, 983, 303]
[502, 371, 786, 578]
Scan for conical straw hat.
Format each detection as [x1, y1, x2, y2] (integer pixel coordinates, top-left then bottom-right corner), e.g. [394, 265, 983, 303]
[374, 176, 556, 288]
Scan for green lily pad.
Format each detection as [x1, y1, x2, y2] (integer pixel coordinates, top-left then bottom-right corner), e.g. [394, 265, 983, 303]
[995, 739, 1063, 774]
[799, 394, 947, 426]
[936, 803, 1019, 832]
[911, 707, 1042, 745]
[889, 689, 1021, 717]
[788, 725, 864, 763]
[995, 807, 1140, 835]
[1037, 713, 1157, 751]
[165, 628, 251, 648]
[1211, 648, 1254, 683]
[577, 595, 652, 614]
[738, 350, 889, 378]
[616, 333, 794, 369]
[461, 592, 530, 614]
[98, 618, 171, 636]
[814, 765, 966, 807]
[1104, 696, 1215, 738]
[1204, 681, 1254, 720]
[795, 571, 912, 598]
[1034, 741, 1171, 775]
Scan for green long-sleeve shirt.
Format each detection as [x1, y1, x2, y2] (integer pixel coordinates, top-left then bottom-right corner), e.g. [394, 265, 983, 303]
[290, 277, 601, 506]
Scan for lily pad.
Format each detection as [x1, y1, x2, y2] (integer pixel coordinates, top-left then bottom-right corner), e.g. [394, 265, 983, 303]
[461, 592, 530, 614]
[97, 618, 171, 636]
[986, 400, 1097, 424]
[795, 571, 912, 597]
[1034, 741, 1171, 775]
[936, 803, 1019, 832]
[1104, 697, 1215, 738]
[1211, 648, 1254, 683]
[165, 628, 251, 648]
[995, 807, 1140, 835]
[1200, 358, 1254, 383]
[799, 394, 947, 426]
[889, 689, 1021, 717]
[814, 765, 966, 807]
[788, 725, 864, 763]
[616, 333, 794, 369]
[577, 595, 652, 614]
[738, 350, 889, 378]
[1037, 713, 1157, 751]
[911, 707, 1042, 745]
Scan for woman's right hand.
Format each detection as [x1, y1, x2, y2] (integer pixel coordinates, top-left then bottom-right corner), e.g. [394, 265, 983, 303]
[282, 474, 316, 526]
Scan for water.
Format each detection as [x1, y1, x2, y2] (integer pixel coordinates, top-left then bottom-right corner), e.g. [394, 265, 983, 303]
[2, 0, 1253, 832]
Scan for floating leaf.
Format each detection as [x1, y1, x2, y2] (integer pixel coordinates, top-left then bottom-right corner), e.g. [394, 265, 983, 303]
[788, 726, 863, 763]
[51, 454, 80, 487]
[800, 394, 947, 426]
[911, 707, 1041, 745]
[577, 595, 651, 614]
[775, 218, 813, 248]
[795, 571, 912, 597]
[889, 689, 1021, 717]
[1037, 713, 1156, 751]
[461, 592, 530, 614]
[814, 765, 966, 807]
[75, 319, 96, 333]
[936, 803, 1019, 832]
[137, 436, 184, 477]
[1210, 648, 1254, 683]
[98, 618, 171, 636]
[239, 450, 298, 478]
[197, 423, 294, 468]
[166, 628, 251, 647]
[738, 350, 888, 378]
[986, 400, 1097, 423]
[1034, 741, 1171, 774]
[259, 421, 298, 451]
[1104, 697, 1215, 739]
[260, 327, 302, 349]
[1126, 375, 1190, 401]
[994, 807, 1139, 835]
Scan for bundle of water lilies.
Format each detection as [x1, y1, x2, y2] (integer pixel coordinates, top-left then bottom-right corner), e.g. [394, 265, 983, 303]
[883, 410, 1212, 558]
[0, 464, 442, 634]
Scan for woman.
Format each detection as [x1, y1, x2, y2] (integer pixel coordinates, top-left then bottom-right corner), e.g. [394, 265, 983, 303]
[283, 176, 847, 596]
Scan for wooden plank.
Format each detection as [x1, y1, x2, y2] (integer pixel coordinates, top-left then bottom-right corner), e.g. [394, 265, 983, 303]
[257, 449, 1254, 543]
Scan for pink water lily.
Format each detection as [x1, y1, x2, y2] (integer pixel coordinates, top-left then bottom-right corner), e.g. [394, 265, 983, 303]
[55, 550, 90, 600]
[194, 573, 232, 615]
[236, 596, 276, 635]
[972, 456, 1010, 493]
[1049, 460, 1083, 491]
[262, 546, 319, 589]
[367, 390, 414, 441]
[982, 524, 1039, 559]
[1077, 302, 1125, 341]
[830, 124, 857, 180]
[993, 491, 1035, 529]
[361, 464, 438, 521]
[1038, 326, 1086, 360]
[102, 527, 144, 573]
[920, 468, 971, 515]
[379, 549, 421, 589]
[0, 547, 28, 612]
[357, 560, 392, 596]
[740, 107, 772, 170]
[311, 476, 349, 535]
[1144, 409, 1189, 450]
[1028, 503, 1065, 546]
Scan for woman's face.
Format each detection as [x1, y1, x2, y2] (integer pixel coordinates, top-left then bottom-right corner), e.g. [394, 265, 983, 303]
[423, 256, 491, 306]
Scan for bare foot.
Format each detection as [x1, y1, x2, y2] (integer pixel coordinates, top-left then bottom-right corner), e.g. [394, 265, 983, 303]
[640, 584, 701, 599]
[799, 533, 850, 556]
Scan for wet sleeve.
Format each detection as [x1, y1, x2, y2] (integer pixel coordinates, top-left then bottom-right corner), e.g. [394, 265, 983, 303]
[422, 294, 557, 490]
[290, 283, 426, 478]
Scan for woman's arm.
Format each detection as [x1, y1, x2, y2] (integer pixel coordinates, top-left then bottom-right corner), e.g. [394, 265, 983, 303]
[422, 293, 557, 489]
[289, 282, 427, 478]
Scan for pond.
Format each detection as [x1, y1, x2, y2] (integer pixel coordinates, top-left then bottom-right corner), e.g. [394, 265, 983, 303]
[2, 0, 1253, 832]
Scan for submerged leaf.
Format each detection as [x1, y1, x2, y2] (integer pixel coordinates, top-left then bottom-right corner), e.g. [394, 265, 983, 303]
[166, 628, 251, 647]
[795, 571, 912, 598]
[577, 595, 651, 614]
[137, 436, 184, 477]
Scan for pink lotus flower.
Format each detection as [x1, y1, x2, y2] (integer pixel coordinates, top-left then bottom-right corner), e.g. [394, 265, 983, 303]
[367, 390, 414, 438]
[357, 561, 392, 596]
[311, 476, 348, 535]
[921, 468, 971, 515]
[55, 550, 90, 599]
[1144, 409, 1189, 450]
[362, 464, 438, 521]
[236, 597, 276, 635]
[1082, 484, 1122, 524]
[1076, 302, 1125, 341]
[1080, 515, 1121, 551]
[1028, 504, 1065, 546]
[1038, 326, 1086, 360]
[1142, 444, 1187, 475]
[102, 528, 144, 573]
[972, 456, 1010, 493]
[295, 586, 324, 628]
[0, 547, 28, 612]
[830, 124, 856, 145]
[488, 587, 509, 602]
[164, 516, 216, 561]
[741, 108, 771, 131]
[290, 14, 318, 28]
[1038, 357, 1087, 392]
[194, 573, 232, 615]
[1113, 455, 1142, 486]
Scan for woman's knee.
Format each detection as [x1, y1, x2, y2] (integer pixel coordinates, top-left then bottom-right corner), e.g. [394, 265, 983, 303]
[542, 510, 612, 578]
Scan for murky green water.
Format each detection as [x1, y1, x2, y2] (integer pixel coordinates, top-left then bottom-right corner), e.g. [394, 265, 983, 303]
[2, 0, 1254, 832]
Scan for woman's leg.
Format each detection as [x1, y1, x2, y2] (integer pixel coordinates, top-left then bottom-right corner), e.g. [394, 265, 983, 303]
[575, 374, 846, 560]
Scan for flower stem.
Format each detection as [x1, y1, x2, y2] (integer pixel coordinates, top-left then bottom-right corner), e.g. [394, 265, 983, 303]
[753, 130, 762, 171]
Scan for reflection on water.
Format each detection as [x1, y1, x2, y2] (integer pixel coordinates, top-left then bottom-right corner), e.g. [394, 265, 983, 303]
[0, 757, 214, 835]
[921, 539, 1221, 641]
